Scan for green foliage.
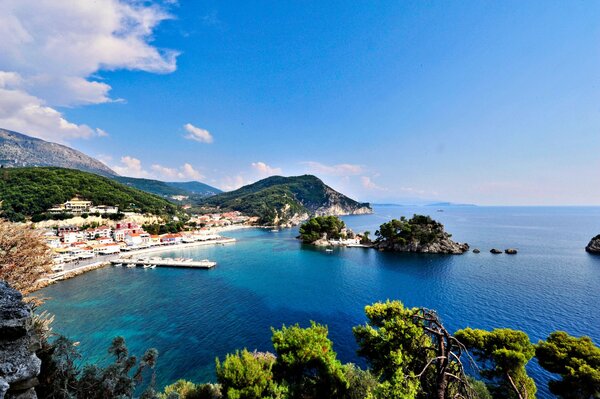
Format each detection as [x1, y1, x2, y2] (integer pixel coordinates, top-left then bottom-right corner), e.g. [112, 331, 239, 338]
[536, 331, 600, 398]
[298, 216, 346, 243]
[159, 379, 221, 399]
[455, 327, 536, 399]
[216, 349, 282, 399]
[375, 215, 446, 247]
[114, 176, 220, 203]
[271, 321, 348, 399]
[201, 175, 369, 225]
[343, 363, 378, 399]
[0, 167, 180, 221]
[143, 221, 185, 235]
[353, 301, 429, 398]
[360, 231, 372, 244]
[37, 335, 158, 399]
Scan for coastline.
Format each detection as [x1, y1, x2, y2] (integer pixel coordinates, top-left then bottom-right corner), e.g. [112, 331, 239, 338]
[31, 236, 238, 294]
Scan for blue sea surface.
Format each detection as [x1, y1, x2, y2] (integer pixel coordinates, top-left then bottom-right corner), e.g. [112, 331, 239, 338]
[39, 206, 600, 397]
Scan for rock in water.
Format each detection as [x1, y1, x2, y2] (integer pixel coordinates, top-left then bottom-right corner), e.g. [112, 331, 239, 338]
[373, 215, 469, 254]
[585, 234, 600, 254]
[490, 248, 502, 254]
[505, 248, 518, 255]
[473, 248, 480, 253]
[0, 282, 42, 399]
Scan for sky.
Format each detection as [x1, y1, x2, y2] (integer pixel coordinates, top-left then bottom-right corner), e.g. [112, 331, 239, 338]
[0, 1, 599, 205]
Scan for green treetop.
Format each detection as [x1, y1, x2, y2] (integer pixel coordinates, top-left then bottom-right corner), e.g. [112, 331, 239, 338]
[298, 216, 346, 243]
[536, 331, 600, 398]
[455, 328, 536, 399]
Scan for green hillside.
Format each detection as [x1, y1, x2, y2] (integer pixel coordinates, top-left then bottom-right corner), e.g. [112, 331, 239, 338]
[201, 175, 371, 224]
[0, 167, 180, 221]
[113, 176, 221, 202]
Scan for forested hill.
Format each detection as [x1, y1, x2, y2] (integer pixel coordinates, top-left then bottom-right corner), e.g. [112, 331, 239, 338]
[0, 167, 179, 221]
[201, 175, 372, 225]
[113, 176, 221, 201]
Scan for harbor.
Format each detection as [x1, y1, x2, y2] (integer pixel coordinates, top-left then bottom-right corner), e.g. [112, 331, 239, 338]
[112, 256, 217, 269]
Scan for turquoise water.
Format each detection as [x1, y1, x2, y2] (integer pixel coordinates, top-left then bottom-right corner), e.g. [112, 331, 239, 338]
[39, 206, 600, 397]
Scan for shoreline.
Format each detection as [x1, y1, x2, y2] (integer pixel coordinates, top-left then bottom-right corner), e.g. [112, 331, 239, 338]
[31, 237, 237, 293]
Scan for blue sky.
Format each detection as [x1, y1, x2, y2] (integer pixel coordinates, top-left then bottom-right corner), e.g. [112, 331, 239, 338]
[1, 1, 599, 205]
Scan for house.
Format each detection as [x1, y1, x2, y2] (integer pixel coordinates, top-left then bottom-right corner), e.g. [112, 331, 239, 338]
[124, 232, 144, 247]
[61, 231, 86, 244]
[86, 225, 112, 239]
[160, 233, 183, 245]
[92, 243, 121, 255]
[89, 205, 119, 214]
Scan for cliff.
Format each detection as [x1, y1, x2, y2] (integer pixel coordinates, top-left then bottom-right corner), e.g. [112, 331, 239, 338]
[0, 282, 42, 399]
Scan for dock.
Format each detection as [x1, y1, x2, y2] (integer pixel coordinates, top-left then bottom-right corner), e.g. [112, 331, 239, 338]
[111, 257, 217, 269]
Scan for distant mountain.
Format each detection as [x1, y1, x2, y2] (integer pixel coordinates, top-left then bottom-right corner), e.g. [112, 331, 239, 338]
[0, 167, 179, 222]
[166, 181, 222, 196]
[201, 175, 372, 225]
[425, 202, 477, 207]
[113, 177, 221, 201]
[0, 128, 116, 177]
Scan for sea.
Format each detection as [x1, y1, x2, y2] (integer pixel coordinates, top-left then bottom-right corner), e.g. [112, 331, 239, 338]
[38, 205, 600, 397]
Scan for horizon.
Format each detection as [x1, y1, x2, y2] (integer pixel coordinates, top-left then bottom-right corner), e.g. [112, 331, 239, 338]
[1, 1, 599, 206]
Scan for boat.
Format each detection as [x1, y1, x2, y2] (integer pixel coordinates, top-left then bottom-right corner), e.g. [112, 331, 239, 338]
[150, 265, 157, 269]
[126, 264, 136, 268]
[197, 259, 217, 267]
[143, 264, 154, 269]
[113, 263, 122, 267]
[270, 229, 279, 232]
[325, 248, 334, 252]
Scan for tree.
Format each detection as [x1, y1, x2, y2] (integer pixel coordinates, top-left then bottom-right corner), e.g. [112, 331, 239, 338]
[535, 331, 600, 398]
[271, 322, 348, 399]
[455, 328, 536, 399]
[37, 336, 159, 399]
[159, 379, 221, 399]
[298, 216, 346, 243]
[0, 218, 52, 294]
[216, 349, 282, 399]
[353, 301, 476, 399]
[360, 231, 371, 245]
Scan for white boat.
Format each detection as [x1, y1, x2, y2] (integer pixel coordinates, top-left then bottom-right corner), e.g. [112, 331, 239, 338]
[150, 265, 157, 269]
[126, 264, 137, 268]
[270, 229, 279, 232]
[113, 263, 122, 267]
[143, 264, 154, 269]
[325, 248, 333, 252]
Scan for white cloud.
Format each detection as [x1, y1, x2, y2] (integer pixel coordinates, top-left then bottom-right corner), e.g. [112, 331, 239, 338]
[184, 123, 214, 143]
[302, 161, 364, 176]
[151, 162, 205, 181]
[112, 156, 151, 178]
[361, 176, 388, 191]
[251, 161, 282, 177]
[220, 175, 248, 191]
[0, 0, 178, 141]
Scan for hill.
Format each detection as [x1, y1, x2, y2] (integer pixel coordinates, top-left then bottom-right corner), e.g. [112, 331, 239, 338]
[0, 167, 179, 221]
[113, 176, 221, 201]
[0, 128, 116, 176]
[201, 175, 372, 225]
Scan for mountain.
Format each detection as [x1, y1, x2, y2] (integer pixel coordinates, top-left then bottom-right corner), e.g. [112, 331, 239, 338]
[0, 128, 116, 177]
[113, 177, 221, 202]
[0, 167, 179, 222]
[166, 181, 222, 196]
[201, 175, 372, 225]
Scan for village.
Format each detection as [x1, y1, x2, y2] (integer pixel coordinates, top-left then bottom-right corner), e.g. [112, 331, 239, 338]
[40, 197, 259, 271]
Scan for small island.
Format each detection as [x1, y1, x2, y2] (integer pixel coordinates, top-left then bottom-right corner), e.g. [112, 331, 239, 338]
[586, 234, 600, 254]
[299, 214, 469, 254]
[372, 215, 469, 254]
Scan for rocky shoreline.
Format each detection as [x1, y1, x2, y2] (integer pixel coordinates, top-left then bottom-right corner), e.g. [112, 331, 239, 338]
[585, 234, 600, 254]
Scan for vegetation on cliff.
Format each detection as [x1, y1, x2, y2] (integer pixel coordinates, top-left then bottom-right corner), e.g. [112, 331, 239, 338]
[298, 216, 347, 243]
[114, 176, 221, 203]
[374, 215, 469, 254]
[201, 175, 371, 225]
[0, 167, 180, 221]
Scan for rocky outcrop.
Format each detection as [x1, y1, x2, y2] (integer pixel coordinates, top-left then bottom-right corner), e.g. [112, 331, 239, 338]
[373, 218, 469, 254]
[505, 249, 518, 255]
[585, 235, 600, 254]
[0, 128, 116, 177]
[490, 248, 502, 254]
[0, 282, 41, 399]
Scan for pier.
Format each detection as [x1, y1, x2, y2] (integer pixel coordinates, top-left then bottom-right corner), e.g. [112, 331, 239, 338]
[112, 257, 217, 269]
